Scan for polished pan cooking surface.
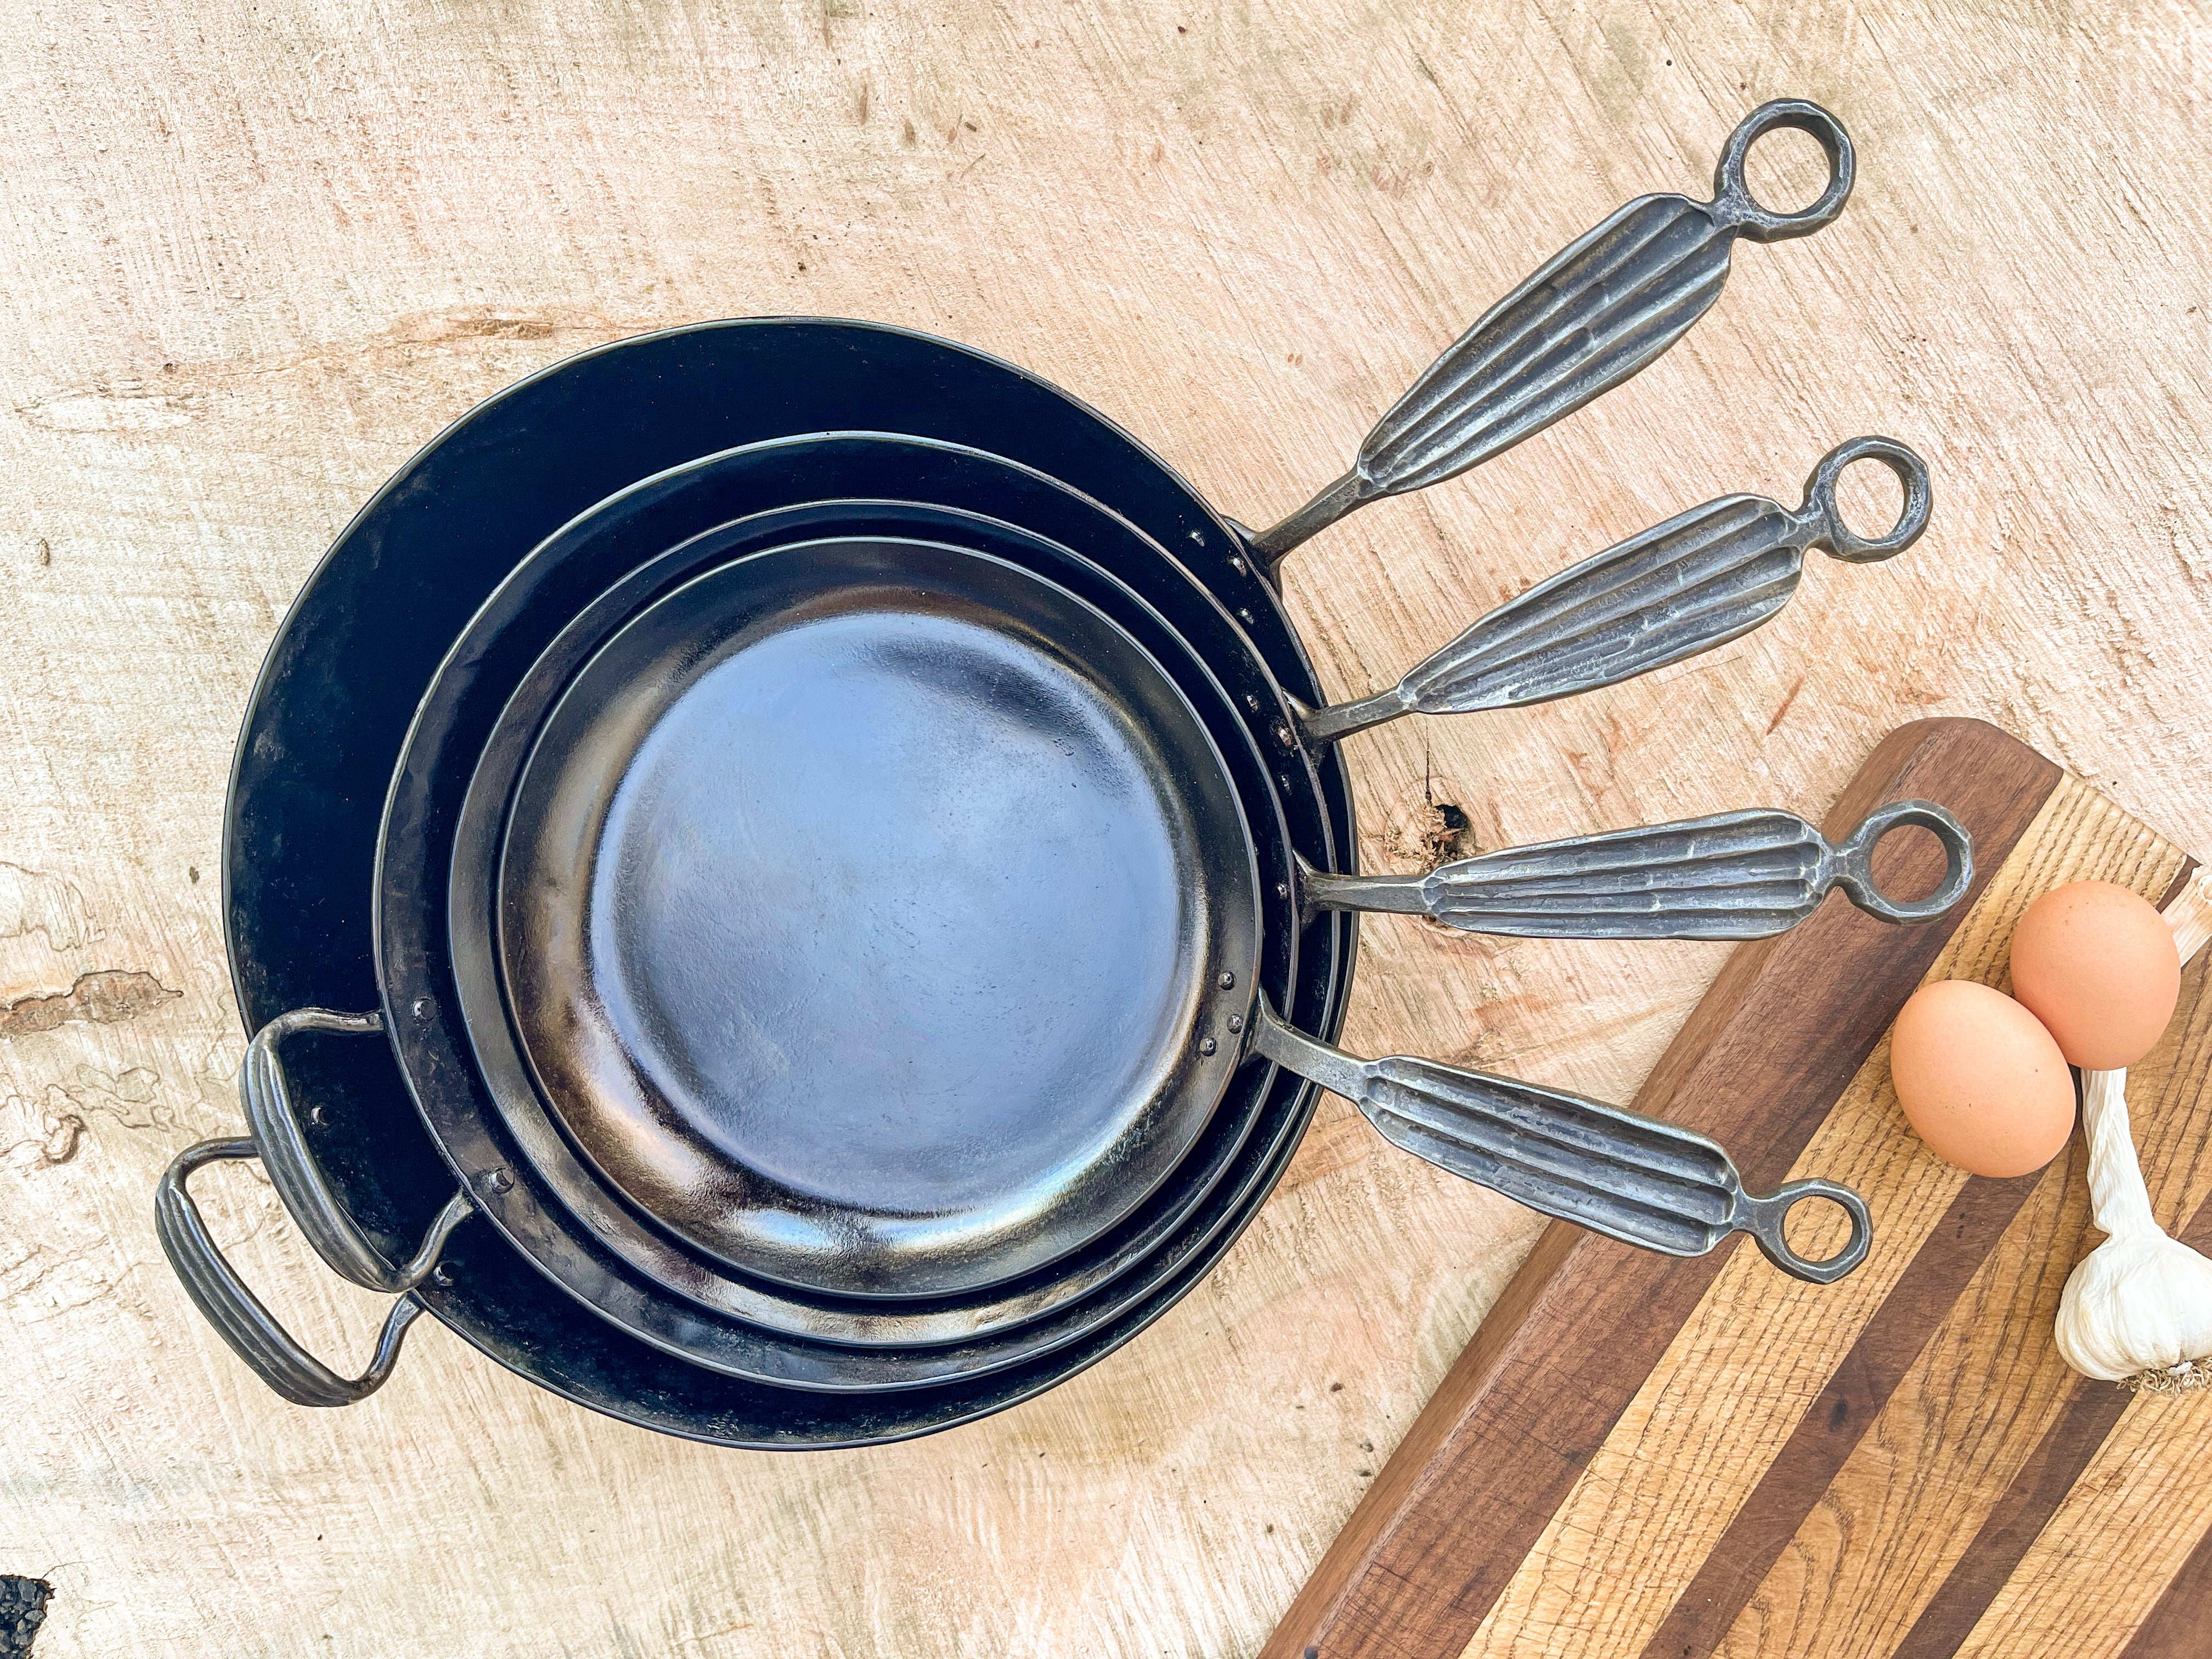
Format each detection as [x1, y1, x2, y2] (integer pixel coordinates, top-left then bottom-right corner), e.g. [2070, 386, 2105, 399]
[500, 539, 1260, 1298]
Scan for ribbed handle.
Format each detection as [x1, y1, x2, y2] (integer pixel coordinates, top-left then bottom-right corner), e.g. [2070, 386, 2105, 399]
[155, 1139, 433, 1407]
[1249, 100, 1854, 567]
[1300, 799, 1972, 939]
[153, 1008, 471, 1407]
[1296, 436, 1932, 747]
[1249, 1001, 1871, 1283]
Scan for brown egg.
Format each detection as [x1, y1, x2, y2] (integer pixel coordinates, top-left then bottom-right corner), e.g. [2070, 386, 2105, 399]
[1889, 980, 2076, 1177]
[2010, 880, 2181, 1069]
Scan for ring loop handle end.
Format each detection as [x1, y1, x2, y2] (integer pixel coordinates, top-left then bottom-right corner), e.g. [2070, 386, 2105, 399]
[1711, 99, 1855, 242]
[1741, 1178, 1874, 1283]
[1833, 798, 1974, 924]
[1802, 436, 1933, 563]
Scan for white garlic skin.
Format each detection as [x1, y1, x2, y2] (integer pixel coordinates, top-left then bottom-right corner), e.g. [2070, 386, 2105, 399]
[2055, 1230, 2212, 1381]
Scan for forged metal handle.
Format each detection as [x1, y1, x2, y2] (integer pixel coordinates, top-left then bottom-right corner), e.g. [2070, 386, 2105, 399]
[1248, 1000, 1871, 1283]
[1296, 436, 1931, 747]
[153, 1008, 471, 1407]
[1249, 100, 1854, 568]
[1300, 799, 1972, 940]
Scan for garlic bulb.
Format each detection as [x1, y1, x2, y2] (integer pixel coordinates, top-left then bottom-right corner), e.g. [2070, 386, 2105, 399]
[2052, 871, 2212, 1392]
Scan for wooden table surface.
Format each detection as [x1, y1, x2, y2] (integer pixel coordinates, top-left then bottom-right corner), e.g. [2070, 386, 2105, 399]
[1, 3, 2205, 1656]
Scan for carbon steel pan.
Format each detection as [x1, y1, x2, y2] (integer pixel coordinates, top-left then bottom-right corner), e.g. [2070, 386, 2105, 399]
[498, 537, 1260, 1299]
[492, 521, 1910, 1302]
[176, 318, 1356, 1438]
[445, 492, 1308, 1366]
[162, 97, 1901, 1432]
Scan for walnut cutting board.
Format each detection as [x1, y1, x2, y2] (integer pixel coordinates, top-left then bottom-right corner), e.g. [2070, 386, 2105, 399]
[1267, 718, 2212, 1659]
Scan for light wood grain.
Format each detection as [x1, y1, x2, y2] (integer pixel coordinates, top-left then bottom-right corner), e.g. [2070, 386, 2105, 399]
[2, 3, 2208, 1657]
[1458, 774, 2187, 1659]
[1727, 946, 2212, 1658]
[1717, 1154, 2088, 1659]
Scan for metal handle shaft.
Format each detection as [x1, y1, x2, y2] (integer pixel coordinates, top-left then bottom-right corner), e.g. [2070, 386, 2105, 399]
[1296, 436, 1931, 747]
[1249, 100, 1854, 568]
[1248, 1001, 1871, 1283]
[153, 1008, 471, 1407]
[1299, 799, 1972, 939]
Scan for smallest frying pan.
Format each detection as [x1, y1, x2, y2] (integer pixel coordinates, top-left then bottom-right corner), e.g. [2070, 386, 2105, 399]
[492, 533, 1966, 1300]
[500, 537, 1259, 1300]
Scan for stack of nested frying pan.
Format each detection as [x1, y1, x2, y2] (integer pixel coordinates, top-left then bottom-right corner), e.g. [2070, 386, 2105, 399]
[157, 101, 1972, 1448]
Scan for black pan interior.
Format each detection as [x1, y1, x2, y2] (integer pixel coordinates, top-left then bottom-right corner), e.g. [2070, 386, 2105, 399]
[496, 537, 1261, 1299]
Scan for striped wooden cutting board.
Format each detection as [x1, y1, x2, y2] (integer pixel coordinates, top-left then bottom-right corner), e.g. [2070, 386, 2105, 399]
[1265, 718, 2212, 1659]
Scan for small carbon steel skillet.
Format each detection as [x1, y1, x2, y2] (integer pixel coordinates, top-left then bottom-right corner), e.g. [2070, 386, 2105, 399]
[484, 526, 1963, 1307]
[495, 537, 1257, 1301]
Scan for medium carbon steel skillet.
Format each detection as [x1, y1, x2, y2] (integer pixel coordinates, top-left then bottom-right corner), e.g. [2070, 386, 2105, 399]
[449, 428, 1955, 1323]
[434, 455, 1335, 1355]
[446, 499, 1312, 1380]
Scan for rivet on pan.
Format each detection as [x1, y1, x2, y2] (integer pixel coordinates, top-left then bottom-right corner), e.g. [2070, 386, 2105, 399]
[481, 1168, 514, 1194]
[1227, 1014, 1245, 1034]
[1188, 529, 1204, 544]
[431, 1264, 456, 1287]
[1199, 1036, 1217, 1056]
[1273, 722, 1295, 748]
[412, 996, 435, 1022]
[307, 1104, 327, 1126]
[1276, 881, 1290, 899]
[1277, 774, 1292, 791]
[1218, 971, 1236, 990]
[1245, 694, 1262, 714]
[1238, 608, 1256, 624]
[1230, 556, 1249, 577]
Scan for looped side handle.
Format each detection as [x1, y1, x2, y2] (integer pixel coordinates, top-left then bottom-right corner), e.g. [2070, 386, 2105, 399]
[156, 1139, 443, 1406]
[241, 1008, 393, 1289]
[153, 1008, 472, 1407]
[1737, 1178, 1874, 1283]
[1831, 797, 1974, 924]
[1709, 99, 1856, 242]
[1801, 436, 1933, 563]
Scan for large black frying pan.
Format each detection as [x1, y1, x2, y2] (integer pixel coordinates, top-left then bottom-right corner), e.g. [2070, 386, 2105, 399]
[167, 422, 1357, 1440]
[159, 99, 1953, 1437]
